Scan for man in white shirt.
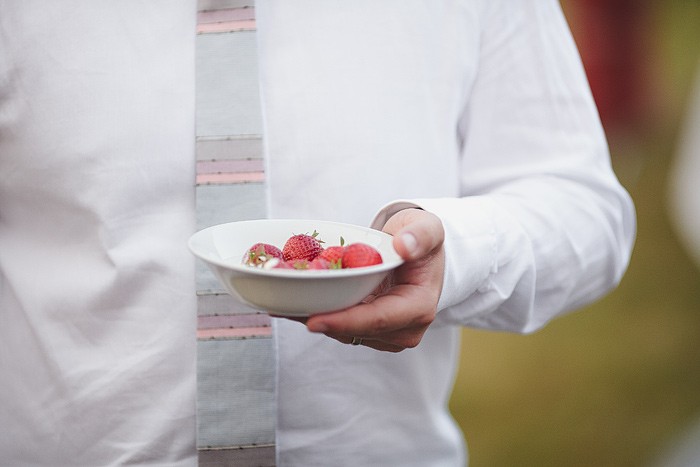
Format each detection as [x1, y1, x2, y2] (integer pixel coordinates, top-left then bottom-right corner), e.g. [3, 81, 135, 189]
[256, 0, 635, 465]
[0, 1, 635, 466]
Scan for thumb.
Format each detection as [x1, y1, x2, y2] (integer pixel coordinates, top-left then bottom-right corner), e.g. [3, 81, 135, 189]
[383, 209, 445, 261]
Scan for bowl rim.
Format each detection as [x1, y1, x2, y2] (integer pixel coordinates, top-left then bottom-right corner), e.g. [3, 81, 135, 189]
[188, 219, 404, 280]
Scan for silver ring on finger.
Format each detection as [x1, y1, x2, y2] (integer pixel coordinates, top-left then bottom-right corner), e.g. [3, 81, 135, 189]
[350, 337, 364, 346]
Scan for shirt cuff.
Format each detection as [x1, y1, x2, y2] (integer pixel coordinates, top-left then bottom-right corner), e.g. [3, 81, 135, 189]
[370, 197, 499, 314]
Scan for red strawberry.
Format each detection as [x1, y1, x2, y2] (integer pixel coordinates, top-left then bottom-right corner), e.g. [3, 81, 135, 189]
[244, 242, 283, 266]
[318, 236, 345, 267]
[282, 230, 324, 262]
[319, 247, 344, 267]
[290, 259, 310, 269]
[342, 243, 383, 268]
[319, 247, 344, 268]
[308, 257, 331, 270]
[267, 258, 307, 270]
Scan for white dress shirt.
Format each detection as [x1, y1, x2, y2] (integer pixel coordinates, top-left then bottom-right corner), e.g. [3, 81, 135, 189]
[0, 1, 635, 465]
[0, 2, 197, 465]
[256, 1, 636, 465]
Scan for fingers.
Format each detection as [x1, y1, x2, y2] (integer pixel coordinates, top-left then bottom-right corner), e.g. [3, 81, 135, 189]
[301, 209, 445, 352]
[382, 209, 445, 261]
[333, 336, 406, 353]
[271, 315, 308, 325]
[306, 286, 436, 349]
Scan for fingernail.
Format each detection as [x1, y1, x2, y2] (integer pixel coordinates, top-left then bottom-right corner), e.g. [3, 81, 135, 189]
[401, 232, 418, 258]
[307, 322, 328, 333]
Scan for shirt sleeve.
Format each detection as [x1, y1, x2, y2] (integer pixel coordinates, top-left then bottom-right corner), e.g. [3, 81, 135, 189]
[373, 0, 636, 333]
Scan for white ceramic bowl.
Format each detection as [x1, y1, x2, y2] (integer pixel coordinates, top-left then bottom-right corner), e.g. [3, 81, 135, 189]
[188, 219, 403, 316]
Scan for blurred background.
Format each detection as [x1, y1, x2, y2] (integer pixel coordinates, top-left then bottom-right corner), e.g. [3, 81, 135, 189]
[448, 2, 700, 466]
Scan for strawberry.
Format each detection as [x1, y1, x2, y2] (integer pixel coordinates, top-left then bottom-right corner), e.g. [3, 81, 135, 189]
[308, 257, 331, 270]
[318, 237, 345, 267]
[262, 258, 287, 269]
[289, 259, 311, 269]
[342, 243, 383, 268]
[318, 247, 344, 268]
[244, 242, 283, 267]
[282, 230, 324, 262]
[265, 258, 308, 270]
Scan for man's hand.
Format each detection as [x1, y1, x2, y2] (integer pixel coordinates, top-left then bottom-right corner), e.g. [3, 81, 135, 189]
[305, 208, 445, 352]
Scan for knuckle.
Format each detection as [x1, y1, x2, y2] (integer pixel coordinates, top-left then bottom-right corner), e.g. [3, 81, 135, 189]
[372, 314, 392, 334]
[414, 308, 436, 329]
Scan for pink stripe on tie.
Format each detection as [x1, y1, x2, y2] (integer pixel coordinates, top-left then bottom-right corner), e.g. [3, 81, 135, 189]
[196, 159, 265, 185]
[197, 313, 272, 340]
[197, 8, 256, 34]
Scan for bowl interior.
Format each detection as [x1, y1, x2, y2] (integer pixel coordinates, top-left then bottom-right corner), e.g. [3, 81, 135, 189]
[189, 218, 403, 277]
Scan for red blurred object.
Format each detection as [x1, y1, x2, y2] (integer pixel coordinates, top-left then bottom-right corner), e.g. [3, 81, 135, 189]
[567, 0, 653, 130]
